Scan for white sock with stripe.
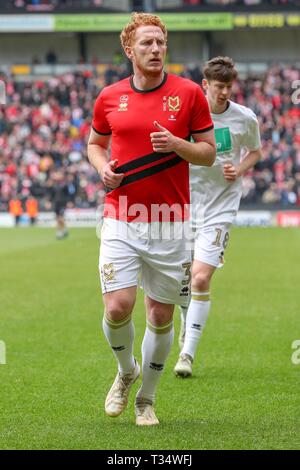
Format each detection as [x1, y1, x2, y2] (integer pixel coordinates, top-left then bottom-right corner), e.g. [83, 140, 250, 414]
[136, 320, 174, 404]
[181, 291, 211, 360]
[102, 314, 135, 374]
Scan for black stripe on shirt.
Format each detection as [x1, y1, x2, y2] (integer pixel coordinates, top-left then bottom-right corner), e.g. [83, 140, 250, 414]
[114, 135, 190, 174]
[115, 151, 175, 174]
[106, 154, 183, 193]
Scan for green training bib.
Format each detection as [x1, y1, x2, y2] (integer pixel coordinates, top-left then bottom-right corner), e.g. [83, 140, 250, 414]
[214, 127, 232, 154]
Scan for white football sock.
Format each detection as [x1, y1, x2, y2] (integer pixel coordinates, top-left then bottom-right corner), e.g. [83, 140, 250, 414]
[180, 304, 188, 325]
[136, 320, 174, 403]
[181, 291, 211, 360]
[102, 314, 135, 374]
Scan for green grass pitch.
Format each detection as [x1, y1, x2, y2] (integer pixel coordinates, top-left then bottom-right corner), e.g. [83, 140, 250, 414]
[0, 227, 299, 450]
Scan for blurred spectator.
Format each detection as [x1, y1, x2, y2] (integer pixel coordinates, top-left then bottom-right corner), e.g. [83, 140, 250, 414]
[45, 50, 57, 65]
[50, 170, 69, 239]
[26, 196, 39, 225]
[9, 197, 23, 225]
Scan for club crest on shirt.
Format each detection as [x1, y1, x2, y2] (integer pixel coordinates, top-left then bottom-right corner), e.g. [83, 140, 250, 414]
[118, 103, 128, 112]
[102, 263, 115, 282]
[168, 96, 180, 112]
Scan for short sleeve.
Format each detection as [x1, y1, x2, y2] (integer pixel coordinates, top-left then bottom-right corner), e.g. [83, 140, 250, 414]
[92, 91, 111, 135]
[242, 111, 261, 151]
[190, 85, 214, 134]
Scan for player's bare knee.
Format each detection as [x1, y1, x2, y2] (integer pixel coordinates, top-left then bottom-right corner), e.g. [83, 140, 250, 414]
[192, 271, 210, 292]
[146, 299, 174, 326]
[105, 301, 132, 321]
[104, 292, 135, 321]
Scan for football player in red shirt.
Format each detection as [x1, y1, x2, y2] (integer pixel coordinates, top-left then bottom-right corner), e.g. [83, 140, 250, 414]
[88, 12, 216, 426]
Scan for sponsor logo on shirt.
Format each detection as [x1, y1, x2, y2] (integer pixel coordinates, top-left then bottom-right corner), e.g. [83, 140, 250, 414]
[180, 286, 189, 297]
[118, 95, 129, 111]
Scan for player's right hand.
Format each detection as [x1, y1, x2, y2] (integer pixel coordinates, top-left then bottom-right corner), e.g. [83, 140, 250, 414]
[100, 159, 124, 189]
[223, 163, 238, 182]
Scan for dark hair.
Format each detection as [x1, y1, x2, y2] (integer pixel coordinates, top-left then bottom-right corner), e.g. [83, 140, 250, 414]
[203, 56, 238, 83]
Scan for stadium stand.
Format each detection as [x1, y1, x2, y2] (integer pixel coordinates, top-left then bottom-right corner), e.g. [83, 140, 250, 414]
[1, 0, 300, 12]
[0, 63, 299, 213]
[1, 0, 131, 13]
[156, 0, 300, 11]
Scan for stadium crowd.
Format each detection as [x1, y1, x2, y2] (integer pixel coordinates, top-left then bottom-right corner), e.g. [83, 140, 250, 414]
[231, 64, 300, 206]
[0, 62, 299, 212]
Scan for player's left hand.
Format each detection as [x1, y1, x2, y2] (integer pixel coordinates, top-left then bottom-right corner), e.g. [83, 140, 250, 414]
[223, 163, 238, 182]
[150, 121, 178, 153]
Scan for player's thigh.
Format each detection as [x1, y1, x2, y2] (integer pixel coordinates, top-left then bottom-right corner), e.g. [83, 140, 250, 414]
[191, 260, 216, 291]
[194, 223, 231, 268]
[141, 237, 192, 307]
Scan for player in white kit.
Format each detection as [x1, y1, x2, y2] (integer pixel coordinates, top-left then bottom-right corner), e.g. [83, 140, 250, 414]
[174, 56, 262, 377]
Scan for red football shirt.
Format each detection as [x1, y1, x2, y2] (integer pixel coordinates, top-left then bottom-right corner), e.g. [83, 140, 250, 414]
[92, 73, 213, 222]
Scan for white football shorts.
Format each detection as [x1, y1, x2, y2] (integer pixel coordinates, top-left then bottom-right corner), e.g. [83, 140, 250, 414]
[99, 218, 192, 306]
[193, 223, 231, 268]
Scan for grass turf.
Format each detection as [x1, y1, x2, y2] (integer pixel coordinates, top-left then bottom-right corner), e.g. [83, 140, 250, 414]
[0, 227, 299, 450]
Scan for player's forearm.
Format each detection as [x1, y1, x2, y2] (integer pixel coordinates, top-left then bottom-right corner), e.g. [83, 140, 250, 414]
[236, 149, 262, 177]
[173, 138, 216, 166]
[87, 144, 109, 174]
